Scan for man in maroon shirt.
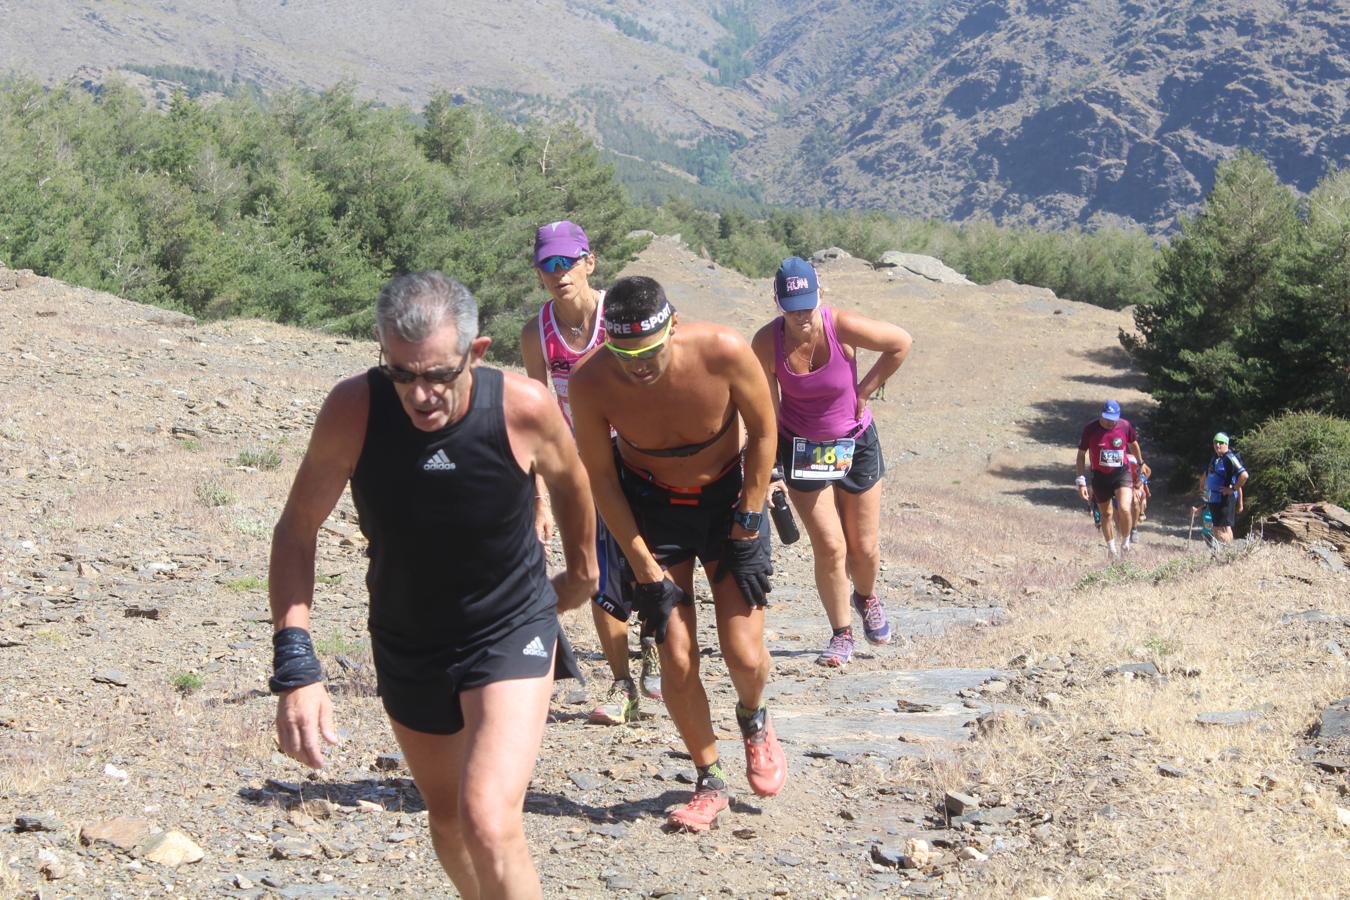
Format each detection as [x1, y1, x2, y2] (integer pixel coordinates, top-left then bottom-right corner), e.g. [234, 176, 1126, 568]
[1075, 399, 1145, 560]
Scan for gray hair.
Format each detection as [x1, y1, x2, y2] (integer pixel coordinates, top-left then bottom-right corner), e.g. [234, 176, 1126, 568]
[374, 272, 478, 353]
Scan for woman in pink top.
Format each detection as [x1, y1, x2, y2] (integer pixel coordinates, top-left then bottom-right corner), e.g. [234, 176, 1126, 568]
[751, 257, 913, 668]
[520, 221, 661, 725]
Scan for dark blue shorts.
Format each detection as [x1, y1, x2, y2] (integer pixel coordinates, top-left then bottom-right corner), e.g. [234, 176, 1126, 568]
[593, 517, 635, 622]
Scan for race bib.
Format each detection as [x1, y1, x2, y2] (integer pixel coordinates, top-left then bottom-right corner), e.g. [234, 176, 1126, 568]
[1098, 448, 1124, 468]
[791, 436, 855, 481]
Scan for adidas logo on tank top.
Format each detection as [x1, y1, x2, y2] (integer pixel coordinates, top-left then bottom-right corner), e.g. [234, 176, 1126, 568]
[422, 449, 456, 472]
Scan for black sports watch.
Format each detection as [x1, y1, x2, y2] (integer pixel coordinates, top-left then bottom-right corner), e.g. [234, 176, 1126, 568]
[733, 509, 763, 533]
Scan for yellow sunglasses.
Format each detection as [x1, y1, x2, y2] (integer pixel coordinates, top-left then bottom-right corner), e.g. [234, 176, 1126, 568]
[605, 319, 672, 360]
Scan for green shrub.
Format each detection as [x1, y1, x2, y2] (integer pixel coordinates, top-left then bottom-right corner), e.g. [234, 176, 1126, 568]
[236, 447, 282, 470]
[195, 480, 235, 507]
[170, 672, 203, 694]
[315, 632, 361, 656]
[1239, 411, 1350, 518]
[1123, 153, 1349, 456]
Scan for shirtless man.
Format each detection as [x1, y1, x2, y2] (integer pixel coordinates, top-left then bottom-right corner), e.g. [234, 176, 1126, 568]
[569, 275, 787, 832]
[269, 272, 597, 897]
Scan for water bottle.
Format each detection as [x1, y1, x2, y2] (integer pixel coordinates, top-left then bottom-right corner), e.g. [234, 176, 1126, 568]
[770, 489, 800, 545]
[768, 466, 800, 545]
[1202, 506, 1213, 536]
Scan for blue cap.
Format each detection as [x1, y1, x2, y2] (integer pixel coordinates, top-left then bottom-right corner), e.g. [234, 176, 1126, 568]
[1100, 400, 1121, 421]
[774, 257, 820, 312]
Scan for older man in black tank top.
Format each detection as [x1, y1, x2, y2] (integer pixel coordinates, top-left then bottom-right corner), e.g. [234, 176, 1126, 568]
[569, 275, 787, 833]
[268, 272, 597, 898]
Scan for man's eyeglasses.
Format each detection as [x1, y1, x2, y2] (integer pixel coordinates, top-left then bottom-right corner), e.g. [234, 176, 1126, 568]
[604, 320, 672, 360]
[379, 348, 469, 386]
[538, 254, 587, 274]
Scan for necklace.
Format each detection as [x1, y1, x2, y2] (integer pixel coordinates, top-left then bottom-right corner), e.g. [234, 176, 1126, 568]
[791, 323, 821, 373]
[554, 301, 593, 341]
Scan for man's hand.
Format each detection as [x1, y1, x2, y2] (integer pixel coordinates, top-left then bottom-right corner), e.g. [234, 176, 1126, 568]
[714, 536, 773, 608]
[633, 578, 687, 644]
[551, 568, 597, 612]
[275, 682, 340, 769]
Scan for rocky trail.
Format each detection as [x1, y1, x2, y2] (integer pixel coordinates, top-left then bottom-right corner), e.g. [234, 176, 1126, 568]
[3, 243, 1348, 898]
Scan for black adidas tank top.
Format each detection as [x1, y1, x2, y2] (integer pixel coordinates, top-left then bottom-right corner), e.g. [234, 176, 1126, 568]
[350, 367, 553, 644]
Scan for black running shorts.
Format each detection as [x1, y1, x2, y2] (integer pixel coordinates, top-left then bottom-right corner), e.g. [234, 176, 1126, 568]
[777, 421, 886, 495]
[370, 609, 581, 735]
[617, 452, 771, 577]
[1090, 466, 1131, 505]
[1207, 494, 1237, 529]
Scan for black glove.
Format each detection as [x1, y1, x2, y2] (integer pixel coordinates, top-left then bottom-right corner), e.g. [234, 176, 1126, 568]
[633, 578, 687, 645]
[714, 536, 773, 608]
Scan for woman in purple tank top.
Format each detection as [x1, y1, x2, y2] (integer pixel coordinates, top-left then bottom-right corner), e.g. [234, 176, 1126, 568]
[751, 257, 913, 669]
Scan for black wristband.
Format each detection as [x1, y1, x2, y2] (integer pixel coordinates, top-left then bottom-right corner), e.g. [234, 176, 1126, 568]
[269, 627, 324, 694]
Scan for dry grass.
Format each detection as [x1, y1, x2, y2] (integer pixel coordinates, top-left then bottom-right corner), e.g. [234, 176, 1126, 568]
[882, 482, 1109, 598]
[912, 541, 1350, 897]
[0, 857, 21, 894]
[0, 725, 82, 798]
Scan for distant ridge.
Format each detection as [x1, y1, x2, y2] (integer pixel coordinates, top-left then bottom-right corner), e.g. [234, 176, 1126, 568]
[2, 0, 1346, 229]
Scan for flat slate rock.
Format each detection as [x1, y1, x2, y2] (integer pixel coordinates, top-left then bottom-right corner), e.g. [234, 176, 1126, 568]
[1313, 698, 1350, 743]
[1196, 708, 1269, 727]
[1281, 610, 1343, 625]
[569, 772, 605, 792]
[14, 814, 63, 833]
[952, 806, 1016, 827]
[1109, 662, 1160, 678]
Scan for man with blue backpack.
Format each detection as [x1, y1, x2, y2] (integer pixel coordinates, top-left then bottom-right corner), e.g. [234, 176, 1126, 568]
[1194, 431, 1249, 544]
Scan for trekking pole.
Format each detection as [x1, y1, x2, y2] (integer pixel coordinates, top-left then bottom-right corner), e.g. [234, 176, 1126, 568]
[1187, 507, 1196, 545]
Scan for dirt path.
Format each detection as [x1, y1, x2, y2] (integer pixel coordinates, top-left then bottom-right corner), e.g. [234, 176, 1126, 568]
[4, 247, 1340, 898]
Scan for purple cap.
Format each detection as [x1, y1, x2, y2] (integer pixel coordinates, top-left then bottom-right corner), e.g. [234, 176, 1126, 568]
[1100, 399, 1121, 421]
[534, 220, 590, 265]
[774, 256, 820, 312]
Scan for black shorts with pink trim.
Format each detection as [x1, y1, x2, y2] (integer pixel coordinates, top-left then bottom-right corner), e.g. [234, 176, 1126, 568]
[615, 448, 770, 576]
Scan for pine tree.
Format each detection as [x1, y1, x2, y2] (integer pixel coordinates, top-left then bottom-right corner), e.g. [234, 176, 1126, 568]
[1123, 152, 1299, 450]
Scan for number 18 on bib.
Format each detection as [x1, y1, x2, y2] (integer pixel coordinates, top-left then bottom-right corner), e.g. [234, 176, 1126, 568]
[790, 436, 855, 481]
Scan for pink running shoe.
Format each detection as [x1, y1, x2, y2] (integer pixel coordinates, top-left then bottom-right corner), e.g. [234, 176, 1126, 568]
[666, 787, 729, 832]
[740, 711, 787, 798]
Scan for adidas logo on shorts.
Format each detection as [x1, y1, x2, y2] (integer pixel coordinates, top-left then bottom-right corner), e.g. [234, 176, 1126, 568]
[522, 636, 548, 658]
[422, 449, 456, 472]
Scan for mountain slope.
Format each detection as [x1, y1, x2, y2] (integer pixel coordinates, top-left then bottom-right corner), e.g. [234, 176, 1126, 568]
[2, 0, 1347, 228]
[737, 0, 1350, 229]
